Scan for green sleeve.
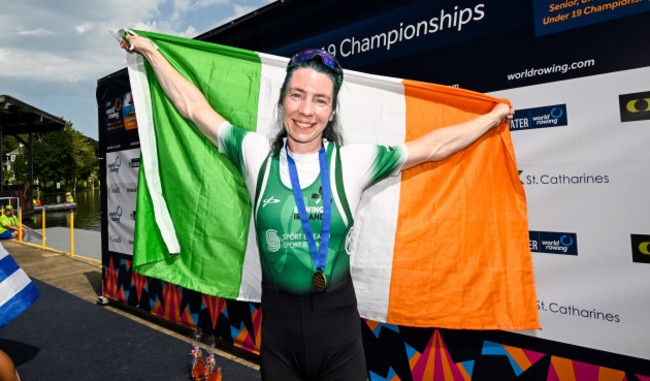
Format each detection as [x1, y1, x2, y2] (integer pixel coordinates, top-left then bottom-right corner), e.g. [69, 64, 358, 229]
[218, 123, 250, 175]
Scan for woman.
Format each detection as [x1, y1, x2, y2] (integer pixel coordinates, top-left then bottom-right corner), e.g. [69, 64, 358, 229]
[121, 34, 513, 380]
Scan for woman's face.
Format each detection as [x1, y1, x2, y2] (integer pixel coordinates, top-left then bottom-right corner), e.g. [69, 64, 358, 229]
[281, 67, 336, 153]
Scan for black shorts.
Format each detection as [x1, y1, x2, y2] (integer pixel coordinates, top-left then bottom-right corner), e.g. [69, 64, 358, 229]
[260, 282, 367, 381]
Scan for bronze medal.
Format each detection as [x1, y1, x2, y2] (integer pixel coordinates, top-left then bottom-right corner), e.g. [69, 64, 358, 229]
[312, 271, 327, 293]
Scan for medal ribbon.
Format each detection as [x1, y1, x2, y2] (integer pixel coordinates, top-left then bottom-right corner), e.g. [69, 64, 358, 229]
[285, 143, 331, 272]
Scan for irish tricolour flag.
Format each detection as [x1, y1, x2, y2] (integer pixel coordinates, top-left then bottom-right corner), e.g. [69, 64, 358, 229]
[126, 30, 539, 330]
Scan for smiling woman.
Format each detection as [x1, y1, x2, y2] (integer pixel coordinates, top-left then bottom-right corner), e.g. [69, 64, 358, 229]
[119, 30, 515, 380]
[276, 59, 342, 155]
[280, 69, 336, 152]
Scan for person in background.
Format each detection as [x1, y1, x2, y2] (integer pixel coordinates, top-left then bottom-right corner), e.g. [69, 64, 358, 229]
[65, 192, 74, 203]
[0, 206, 25, 239]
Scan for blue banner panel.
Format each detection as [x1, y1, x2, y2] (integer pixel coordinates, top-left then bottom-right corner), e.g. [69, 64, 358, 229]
[510, 104, 568, 131]
[529, 231, 578, 255]
[104, 92, 137, 134]
[531, 0, 650, 36]
[270, 0, 528, 69]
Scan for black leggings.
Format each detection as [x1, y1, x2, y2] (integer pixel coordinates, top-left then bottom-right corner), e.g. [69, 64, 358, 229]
[260, 283, 367, 381]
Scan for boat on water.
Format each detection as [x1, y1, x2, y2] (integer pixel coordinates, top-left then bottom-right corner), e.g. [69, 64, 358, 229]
[33, 202, 77, 212]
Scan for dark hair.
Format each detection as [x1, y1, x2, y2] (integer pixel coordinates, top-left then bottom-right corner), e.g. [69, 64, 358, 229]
[270, 59, 343, 154]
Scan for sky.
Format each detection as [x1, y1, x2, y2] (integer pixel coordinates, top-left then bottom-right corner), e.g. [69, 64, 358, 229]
[0, 0, 273, 140]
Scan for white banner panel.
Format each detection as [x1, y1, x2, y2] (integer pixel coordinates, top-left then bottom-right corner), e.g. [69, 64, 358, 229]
[490, 66, 650, 359]
[105, 149, 140, 256]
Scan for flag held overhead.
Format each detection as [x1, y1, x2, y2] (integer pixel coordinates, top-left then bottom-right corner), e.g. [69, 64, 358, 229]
[126, 30, 539, 330]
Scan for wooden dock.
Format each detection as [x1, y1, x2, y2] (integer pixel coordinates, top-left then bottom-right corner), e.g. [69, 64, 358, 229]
[2, 238, 260, 376]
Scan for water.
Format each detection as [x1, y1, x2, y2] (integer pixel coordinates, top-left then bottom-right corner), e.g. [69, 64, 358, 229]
[23, 189, 101, 231]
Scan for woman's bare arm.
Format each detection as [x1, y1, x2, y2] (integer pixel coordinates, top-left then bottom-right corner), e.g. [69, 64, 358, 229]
[121, 34, 225, 146]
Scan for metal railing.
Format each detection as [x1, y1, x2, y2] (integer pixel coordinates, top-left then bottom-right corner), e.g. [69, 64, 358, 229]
[0, 197, 77, 257]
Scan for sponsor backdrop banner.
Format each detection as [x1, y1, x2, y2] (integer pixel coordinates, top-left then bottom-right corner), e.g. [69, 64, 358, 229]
[104, 91, 138, 134]
[491, 66, 650, 359]
[105, 148, 139, 255]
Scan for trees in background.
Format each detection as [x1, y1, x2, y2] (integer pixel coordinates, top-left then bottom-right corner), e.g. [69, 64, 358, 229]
[8, 122, 98, 191]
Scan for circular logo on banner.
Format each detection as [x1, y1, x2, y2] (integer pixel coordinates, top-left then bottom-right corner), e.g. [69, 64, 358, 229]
[550, 107, 563, 119]
[560, 235, 573, 247]
[639, 242, 650, 255]
[626, 99, 650, 113]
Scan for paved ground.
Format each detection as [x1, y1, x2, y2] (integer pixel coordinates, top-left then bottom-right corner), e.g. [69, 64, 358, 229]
[3, 239, 260, 372]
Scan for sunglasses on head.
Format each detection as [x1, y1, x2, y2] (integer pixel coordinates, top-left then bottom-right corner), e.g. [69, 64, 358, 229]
[288, 49, 343, 86]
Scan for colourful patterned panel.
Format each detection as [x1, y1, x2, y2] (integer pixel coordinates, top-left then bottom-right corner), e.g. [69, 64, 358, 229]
[202, 294, 227, 329]
[369, 367, 398, 381]
[409, 329, 470, 381]
[150, 282, 197, 330]
[131, 269, 148, 302]
[548, 356, 627, 381]
[102, 257, 127, 303]
[481, 340, 545, 376]
[365, 320, 400, 338]
[231, 304, 262, 353]
[103, 252, 263, 355]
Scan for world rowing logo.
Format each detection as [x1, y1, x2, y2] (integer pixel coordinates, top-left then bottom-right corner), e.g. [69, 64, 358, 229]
[109, 205, 123, 223]
[108, 155, 121, 173]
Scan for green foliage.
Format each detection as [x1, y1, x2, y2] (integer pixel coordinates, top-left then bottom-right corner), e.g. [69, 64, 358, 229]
[1, 135, 21, 155]
[11, 122, 98, 190]
[11, 152, 28, 184]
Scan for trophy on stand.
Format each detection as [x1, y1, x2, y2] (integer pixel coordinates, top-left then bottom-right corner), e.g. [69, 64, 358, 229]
[189, 329, 207, 380]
